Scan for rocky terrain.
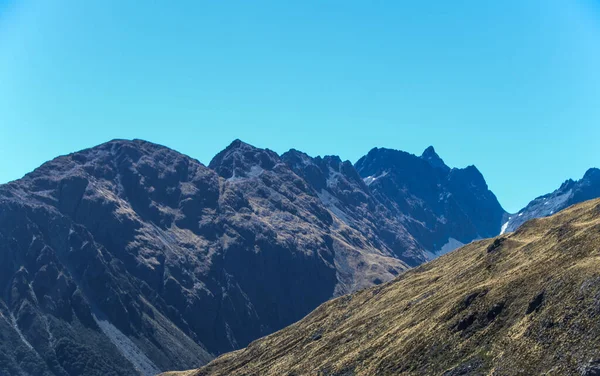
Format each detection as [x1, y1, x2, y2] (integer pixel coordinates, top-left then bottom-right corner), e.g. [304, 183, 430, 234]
[0, 139, 511, 375]
[356, 146, 507, 257]
[502, 167, 600, 234]
[168, 198, 600, 376]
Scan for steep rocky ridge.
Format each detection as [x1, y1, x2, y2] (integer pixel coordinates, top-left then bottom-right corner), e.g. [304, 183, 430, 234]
[502, 167, 600, 233]
[168, 198, 600, 376]
[0, 139, 408, 375]
[281, 149, 425, 266]
[355, 146, 507, 257]
[0, 139, 514, 375]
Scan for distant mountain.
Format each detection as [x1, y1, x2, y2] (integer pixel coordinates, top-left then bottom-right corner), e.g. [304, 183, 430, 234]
[355, 146, 507, 258]
[501, 168, 600, 234]
[168, 198, 600, 376]
[0, 139, 508, 375]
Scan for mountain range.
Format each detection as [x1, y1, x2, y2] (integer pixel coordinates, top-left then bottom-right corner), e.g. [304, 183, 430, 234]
[0, 139, 597, 375]
[170, 198, 600, 375]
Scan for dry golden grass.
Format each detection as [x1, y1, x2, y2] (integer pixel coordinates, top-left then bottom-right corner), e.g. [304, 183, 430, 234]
[164, 198, 600, 375]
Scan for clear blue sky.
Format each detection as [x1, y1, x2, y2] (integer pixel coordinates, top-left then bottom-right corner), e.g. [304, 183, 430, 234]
[1, 0, 599, 212]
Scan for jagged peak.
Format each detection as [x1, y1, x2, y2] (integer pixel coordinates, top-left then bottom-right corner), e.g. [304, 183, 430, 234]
[209, 139, 280, 179]
[421, 145, 437, 157]
[421, 145, 450, 173]
[583, 167, 600, 182]
[220, 139, 260, 153]
[282, 149, 346, 169]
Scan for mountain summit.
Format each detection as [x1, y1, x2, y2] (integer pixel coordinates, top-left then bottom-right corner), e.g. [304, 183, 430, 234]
[0, 139, 511, 375]
[355, 147, 506, 257]
[0, 139, 409, 375]
[421, 145, 450, 173]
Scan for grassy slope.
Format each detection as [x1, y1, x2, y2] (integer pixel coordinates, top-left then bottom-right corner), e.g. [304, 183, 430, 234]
[166, 198, 600, 375]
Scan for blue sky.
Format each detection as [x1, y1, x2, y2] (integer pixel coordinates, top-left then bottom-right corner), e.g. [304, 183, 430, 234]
[0, 0, 599, 212]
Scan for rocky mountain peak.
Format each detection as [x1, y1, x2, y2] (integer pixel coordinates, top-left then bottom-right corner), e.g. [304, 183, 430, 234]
[448, 165, 487, 189]
[583, 167, 600, 182]
[421, 145, 450, 173]
[355, 147, 506, 253]
[208, 140, 280, 179]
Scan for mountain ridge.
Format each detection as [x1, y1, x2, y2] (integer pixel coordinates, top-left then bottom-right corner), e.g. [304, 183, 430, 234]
[0, 138, 412, 375]
[166, 197, 600, 376]
[4, 138, 590, 375]
[502, 167, 600, 234]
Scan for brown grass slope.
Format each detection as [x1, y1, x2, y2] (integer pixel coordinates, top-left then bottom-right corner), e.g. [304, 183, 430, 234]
[166, 198, 600, 376]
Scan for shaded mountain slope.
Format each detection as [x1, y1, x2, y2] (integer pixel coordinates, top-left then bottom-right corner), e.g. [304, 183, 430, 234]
[170, 198, 600, 376]
[355, 146, 507, 257]
[502, 167, 600, 234]
[0, 139, 409, 375]
[282, 149, 425, 266]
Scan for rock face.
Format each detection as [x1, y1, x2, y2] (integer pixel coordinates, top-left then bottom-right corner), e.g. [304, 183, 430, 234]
[0, 139, 508, 375]
[281, 149, 425, 266]
[0, 139, 409, 375]
[355, 146, 507, 257]
[171, 198, 600, 376]
[502, 168, 600, 234]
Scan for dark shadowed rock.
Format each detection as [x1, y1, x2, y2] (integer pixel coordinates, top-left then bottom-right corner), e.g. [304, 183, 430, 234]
[0, 139, 409, 375]
[0, 139, 514, 375]
[355, 147, 507, 257]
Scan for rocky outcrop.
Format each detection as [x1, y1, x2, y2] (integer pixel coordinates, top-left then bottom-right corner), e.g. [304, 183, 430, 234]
[281, 149, 425, 266]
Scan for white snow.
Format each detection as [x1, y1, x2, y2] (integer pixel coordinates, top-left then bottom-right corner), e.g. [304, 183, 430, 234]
[500, 220, 510, 235]
[363, 171, 389, 186]
[363, 176, 376, 185]
[503, 189, 573, 233]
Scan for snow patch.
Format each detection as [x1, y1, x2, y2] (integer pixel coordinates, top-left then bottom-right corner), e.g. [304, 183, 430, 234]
[363, 171, 389, 186]
[500, 219, 510, 235]
[504, 189, 573, 233]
